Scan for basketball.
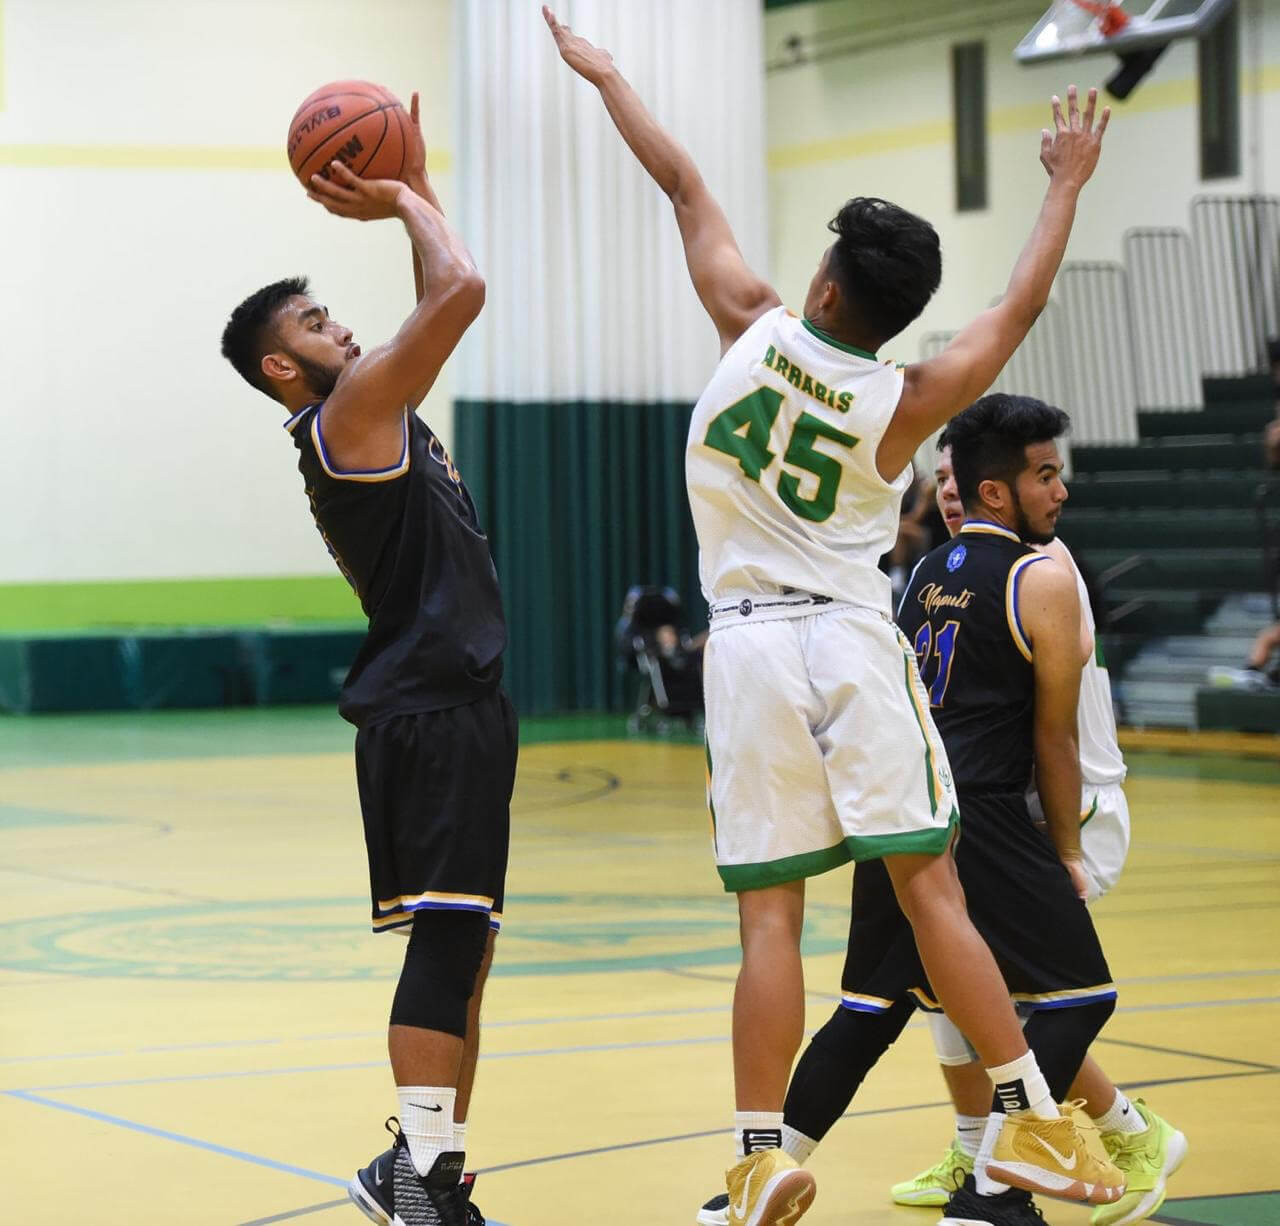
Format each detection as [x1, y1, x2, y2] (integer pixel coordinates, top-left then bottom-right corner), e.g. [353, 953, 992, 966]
[287, 80, 411, 188]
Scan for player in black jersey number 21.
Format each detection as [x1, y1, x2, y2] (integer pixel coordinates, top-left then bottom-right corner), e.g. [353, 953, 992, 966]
[221, 94, 509, 1226]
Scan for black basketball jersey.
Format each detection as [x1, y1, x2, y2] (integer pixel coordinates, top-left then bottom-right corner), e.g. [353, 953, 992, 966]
[286, 404, 506, 726]
[896, 521, 1052, 794]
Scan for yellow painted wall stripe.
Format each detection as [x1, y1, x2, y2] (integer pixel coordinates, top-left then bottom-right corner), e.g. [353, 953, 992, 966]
[770, 68, 1280, 171]
[0, 144, 453, 173]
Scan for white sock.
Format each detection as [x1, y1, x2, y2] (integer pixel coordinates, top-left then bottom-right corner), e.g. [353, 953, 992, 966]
[781, 1123, 817, 1165]
[955, 1113, 986, 1159]
[397, 1085, 456, 1176]
[735, 1111, 783, 1159]
[973, 1113, 1012, 1196]
[985, 1051, 1056, 1120]
[1093, 1091, 1145, 1136]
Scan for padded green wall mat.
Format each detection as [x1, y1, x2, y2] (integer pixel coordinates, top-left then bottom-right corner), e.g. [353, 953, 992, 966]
[455, 399, 703, 716]
[0, 576, 361, 632]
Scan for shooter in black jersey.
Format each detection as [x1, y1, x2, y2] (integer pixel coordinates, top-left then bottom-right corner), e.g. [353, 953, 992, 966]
[221, 97, 511, 1226]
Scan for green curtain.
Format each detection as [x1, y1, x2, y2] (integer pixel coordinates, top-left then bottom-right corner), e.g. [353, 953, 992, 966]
[454, 400, 705, 716]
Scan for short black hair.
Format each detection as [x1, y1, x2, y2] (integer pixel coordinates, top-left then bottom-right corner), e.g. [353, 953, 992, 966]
[939, 393, 1071, 508]
[220, 276, 310, 402]
[1268, 336, 1280, 367]
[826, 197, 941, 344]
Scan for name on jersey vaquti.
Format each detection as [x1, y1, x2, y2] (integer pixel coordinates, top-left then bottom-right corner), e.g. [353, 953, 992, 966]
[916, 582, 975, 616]
[762, 345, 854, 413]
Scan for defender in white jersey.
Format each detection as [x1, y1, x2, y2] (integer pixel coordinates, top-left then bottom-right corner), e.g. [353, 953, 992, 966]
[545, 11, 1117, 1225]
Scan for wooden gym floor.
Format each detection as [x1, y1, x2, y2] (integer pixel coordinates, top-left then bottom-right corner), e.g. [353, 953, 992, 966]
[1, 709, 1277, 1225]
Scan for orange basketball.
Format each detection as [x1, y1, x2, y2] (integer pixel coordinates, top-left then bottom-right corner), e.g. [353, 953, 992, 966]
[287, 80, 411, 188]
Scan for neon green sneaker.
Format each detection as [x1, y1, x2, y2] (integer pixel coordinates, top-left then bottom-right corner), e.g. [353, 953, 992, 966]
[890, 1139, 974, 1207]
[1090, 1100, 1188, 1226]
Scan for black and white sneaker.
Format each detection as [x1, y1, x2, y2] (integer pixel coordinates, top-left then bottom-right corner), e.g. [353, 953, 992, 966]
[350, 1118, 405, 1224]
[349, 1119, 469, 1226]
[940, 1174, 1046, 1225]
[695, 1191, 729, 1226]
[391, 1146, 468, 1226]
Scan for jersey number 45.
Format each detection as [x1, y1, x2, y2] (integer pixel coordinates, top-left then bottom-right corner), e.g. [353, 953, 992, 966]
[704, 388, 859, 524]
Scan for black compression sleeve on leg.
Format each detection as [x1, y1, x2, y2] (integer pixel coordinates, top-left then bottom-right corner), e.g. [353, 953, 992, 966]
[783, 999, 916, 1143]
[1006, 997, 1116, 1105]
[389, 908, 490, 1037]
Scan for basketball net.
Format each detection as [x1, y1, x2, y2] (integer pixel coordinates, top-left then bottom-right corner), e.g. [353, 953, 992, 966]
[1069, 0, 1130, 38]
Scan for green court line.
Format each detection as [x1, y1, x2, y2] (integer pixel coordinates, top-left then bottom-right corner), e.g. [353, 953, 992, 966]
[0, 576, 362, 632]
[1153, 1191, 1280, 1225]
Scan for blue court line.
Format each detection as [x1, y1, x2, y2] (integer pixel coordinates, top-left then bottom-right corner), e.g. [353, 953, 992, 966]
[9, 1069, 1271, 1224]
[0, 1004, 735, 1067]
[13, 995, 1279, 1096]
[14, 1034, 730, 1094]
[9, 968, 1280, 1070]
[4, 1089, 346, 1187]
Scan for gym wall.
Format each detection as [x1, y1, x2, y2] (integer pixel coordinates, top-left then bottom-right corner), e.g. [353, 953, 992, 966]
[764, 0, 1280, 367]
[0, 0, 454, 623]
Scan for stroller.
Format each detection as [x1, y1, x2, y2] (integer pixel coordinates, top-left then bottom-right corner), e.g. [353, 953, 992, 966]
[615, 585, 705, 733]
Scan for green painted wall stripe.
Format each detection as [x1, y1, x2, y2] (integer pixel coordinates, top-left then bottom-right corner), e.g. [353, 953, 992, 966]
[0, 576, 362, 633]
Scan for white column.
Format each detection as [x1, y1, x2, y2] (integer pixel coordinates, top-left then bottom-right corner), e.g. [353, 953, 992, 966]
[455, 0, 769, 404]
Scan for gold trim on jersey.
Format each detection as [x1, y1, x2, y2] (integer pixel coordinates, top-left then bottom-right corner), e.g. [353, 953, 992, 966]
[311, 411, 410, 483]
[958, 520, 1020, 542]
[1005, 554, 1051, 662]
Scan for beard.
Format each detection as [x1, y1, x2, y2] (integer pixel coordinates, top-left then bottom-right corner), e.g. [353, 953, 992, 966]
[1010, 487, 1056, 545]
[287, 350, 344, 400]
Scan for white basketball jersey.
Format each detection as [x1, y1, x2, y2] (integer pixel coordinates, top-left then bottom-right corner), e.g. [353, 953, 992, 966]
[686, 306, 913, 613]
[1060, 542, 1127, 786]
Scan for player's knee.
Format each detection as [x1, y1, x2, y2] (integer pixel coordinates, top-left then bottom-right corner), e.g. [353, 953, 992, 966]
[389, 908, 490, 1036]
[928, 1010, 978, 1066]
[810, 1001, 910, 1072]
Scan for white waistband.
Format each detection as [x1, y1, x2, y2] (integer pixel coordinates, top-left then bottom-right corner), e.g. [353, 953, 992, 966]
[708, 591, 860, 628]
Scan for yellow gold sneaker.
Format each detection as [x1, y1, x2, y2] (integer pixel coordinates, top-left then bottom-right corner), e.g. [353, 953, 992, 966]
[724, 1148, 816, 1226]
[986, 1109, 1126, 1204]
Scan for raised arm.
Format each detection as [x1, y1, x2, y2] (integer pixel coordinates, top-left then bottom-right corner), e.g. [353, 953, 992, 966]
[877, 87, 1109, 479]
[1021, 557, 1089, 900]
[307, 162, 484, 472]
[400, 91, 450, 412]
[544, 6, 779, 353]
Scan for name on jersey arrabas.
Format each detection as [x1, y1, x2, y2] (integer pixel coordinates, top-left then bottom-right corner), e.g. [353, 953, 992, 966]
[762, 346, 854, 413]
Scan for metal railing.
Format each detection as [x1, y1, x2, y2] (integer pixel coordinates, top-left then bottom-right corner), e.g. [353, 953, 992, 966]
[1058, 262, 1140, 443]
[1191, 195, 1280, 376]
[1123, 227, 1205, 410]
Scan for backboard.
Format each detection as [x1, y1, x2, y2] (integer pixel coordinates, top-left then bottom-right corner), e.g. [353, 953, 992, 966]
[1015, 0, 1236, 65]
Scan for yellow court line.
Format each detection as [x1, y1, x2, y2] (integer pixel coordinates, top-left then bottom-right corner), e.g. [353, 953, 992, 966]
[769, 68, 1280, 171]
[0, 144, 453, 172]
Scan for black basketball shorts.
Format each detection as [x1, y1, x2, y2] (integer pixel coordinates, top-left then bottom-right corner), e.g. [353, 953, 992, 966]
[838, 791, 1115, 1017]
[354, 688, 517, 935]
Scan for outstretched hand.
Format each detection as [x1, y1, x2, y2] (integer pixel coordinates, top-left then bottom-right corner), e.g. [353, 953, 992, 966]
[308, 159, 406, 221]
[543, 5, 616, 85]
[1039, 85, 1109, 188]
[402, 91, 427, 189]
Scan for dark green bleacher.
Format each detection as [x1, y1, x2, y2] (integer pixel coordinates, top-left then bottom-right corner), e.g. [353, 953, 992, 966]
[0, 626, 364, 714]
[1062, 375, 1278, 731]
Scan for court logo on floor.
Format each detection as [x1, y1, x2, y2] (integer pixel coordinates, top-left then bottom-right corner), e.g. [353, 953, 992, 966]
[0, 893, 854, 980]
